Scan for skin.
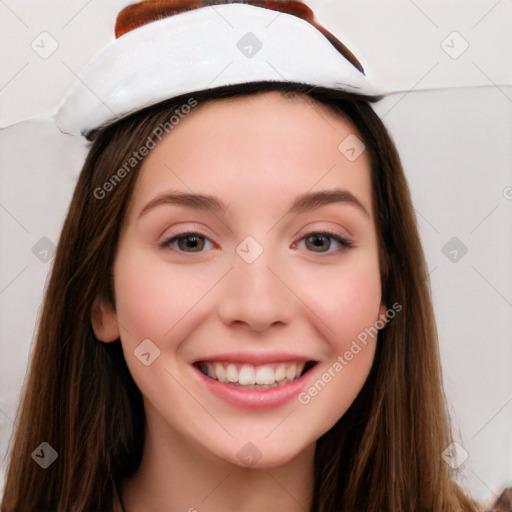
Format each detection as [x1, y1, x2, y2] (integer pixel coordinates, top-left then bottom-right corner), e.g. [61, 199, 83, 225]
[92, 92, 387, 512]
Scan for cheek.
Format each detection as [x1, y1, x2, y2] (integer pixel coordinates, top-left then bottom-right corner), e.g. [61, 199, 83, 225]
[111, 251, 218, 407]
[114, 257, 172, 343]
[296, 254, 383, 350]
[112, 251, 222, 346]
[295, 264, 381, 431]
[291, 253, 381, 417]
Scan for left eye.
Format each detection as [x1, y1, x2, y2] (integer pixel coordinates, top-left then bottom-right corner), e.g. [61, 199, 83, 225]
[159, 232, 214, 253]
[293, 231, 354, 253]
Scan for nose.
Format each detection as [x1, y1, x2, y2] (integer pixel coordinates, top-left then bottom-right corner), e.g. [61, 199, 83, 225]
[217, 249, 295, 332]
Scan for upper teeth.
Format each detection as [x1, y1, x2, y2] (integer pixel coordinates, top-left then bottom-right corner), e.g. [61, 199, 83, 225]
[198, 361, 306, 387]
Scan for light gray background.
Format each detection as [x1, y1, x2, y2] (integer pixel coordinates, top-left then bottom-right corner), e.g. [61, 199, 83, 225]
[1, 1, 511, 509]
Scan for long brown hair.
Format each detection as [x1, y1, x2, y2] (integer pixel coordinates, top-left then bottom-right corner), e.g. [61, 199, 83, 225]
[1, 82, 481, 512]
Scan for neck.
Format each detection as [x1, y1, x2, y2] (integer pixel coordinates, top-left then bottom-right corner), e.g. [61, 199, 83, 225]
[119, 406, 315, 512]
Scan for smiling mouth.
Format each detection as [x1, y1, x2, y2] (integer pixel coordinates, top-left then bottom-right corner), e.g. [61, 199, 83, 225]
[194, 360, 318, 389]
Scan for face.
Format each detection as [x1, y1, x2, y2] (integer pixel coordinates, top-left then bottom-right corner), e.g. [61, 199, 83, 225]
[93, 91, 386, 468]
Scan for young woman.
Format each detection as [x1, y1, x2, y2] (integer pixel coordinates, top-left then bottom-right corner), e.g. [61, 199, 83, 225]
[1, 1, 483, 511]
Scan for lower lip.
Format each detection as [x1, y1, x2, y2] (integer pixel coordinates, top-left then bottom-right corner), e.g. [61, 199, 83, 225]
[192, 365, 316, 410]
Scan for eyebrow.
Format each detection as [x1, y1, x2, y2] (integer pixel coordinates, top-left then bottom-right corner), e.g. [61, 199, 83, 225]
[138, 188, 370, 219]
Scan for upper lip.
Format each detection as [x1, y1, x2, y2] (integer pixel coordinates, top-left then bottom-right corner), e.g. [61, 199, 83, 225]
[192, 352, 317, 365]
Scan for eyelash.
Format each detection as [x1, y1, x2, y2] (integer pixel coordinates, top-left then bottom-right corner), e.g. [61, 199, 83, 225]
[159, 230, 354, 254]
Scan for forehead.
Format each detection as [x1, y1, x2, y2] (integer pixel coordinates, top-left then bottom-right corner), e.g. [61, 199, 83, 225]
[130, 91, 373, 219]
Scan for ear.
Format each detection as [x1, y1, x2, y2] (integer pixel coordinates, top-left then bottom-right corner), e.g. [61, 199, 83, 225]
[377, 302, 388, 328]
[91, 295, 120, 343]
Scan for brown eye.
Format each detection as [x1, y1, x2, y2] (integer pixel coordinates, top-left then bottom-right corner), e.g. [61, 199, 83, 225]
[295, 231, 354, 254]
[177, 235, 205, 252]
[305, 234, 331, 252]
[160, 232, 213, 253]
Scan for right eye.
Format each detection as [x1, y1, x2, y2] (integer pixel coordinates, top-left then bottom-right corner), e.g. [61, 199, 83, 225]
[159, 232, 215, 253]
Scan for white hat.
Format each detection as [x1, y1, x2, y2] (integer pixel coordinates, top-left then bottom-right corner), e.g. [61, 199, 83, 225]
[53, 1, 381, 139]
